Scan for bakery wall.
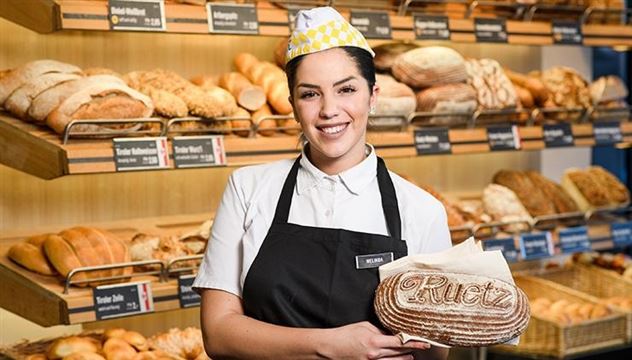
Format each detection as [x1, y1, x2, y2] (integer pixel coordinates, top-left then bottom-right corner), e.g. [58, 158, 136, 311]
[0, 17, 551, 344]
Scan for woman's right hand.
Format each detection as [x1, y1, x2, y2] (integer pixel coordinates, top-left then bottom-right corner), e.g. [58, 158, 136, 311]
[318, 321, 431, 360]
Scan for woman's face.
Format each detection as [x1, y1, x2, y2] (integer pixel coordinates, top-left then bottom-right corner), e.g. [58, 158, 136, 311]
[291, 48, 378, 166]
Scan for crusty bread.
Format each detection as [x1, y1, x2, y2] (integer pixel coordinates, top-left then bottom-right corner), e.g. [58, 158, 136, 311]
[493, 170, 556, 217]
[46, 82, 153, 134]
[82, 67, 122, 78]
[504, 68, 549, 106]
[29, 75, 126, 123]
[415, 83, 477, 126]
[375, 74, 416, 121]
[392, 46, 467, 88]
[148, 327, 205, 360]
[465, 59, 518, 110]
[4, 72, 82, 120]
[482, 184, 532, 231]
[587, 166, 630, 205]
[524, 171, 579, 213]
[8, 234, 57, 275]
[373, 42, 419, 72]
[562, 168, 611, 211]
[374, 271, 530, 347]
[145, 87, 189, 118]
[590, 75, 628, 105]
[123, 331, 149, 352]
[47, 336, 100, 360]
[103, 337, 137, 360]
[104, 328, 127, 340]
[0, 59, 82, 105]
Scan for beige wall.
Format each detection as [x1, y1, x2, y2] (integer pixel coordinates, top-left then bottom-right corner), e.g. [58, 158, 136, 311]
[0, 17, 546, 344]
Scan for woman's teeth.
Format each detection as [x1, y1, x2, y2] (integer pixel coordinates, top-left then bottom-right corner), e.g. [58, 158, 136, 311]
[321, 124, 347, 134]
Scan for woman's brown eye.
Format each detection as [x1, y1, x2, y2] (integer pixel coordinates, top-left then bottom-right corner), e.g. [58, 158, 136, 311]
[300, 91, 316, 99]
[339, 86, 356, 94]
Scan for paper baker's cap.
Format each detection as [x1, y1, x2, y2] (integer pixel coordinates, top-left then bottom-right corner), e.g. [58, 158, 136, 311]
[286, 7, 375, 64]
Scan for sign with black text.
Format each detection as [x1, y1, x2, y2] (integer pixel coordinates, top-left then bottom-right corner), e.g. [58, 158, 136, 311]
[113, 137, 169, 171]
[413, 15, 450, 40]
[94, 281, 153, 320]
[543, 123, 574, 147]
[611, 222, 632, 247]
[414, 128, 451, 155]
[178, 275, 201, 308]
[559, 226, 591, 253]
[108, 0, 165, 31]
[350, 11, 391, 39]
[474, 18, 507, 43]
[207, 3, 258, 34]
[594, 121, 623, 145]
[483, 237, 519, 263]
[552, 20, 583, 45]
[487, 125, 520, 151]
[172, 136, 226, 168]
[520, 232, 554, 260]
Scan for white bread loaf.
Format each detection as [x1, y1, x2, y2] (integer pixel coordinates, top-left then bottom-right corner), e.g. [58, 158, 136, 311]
[392, 46, 467, 88]
[373, 42, 419, 72]
[29, 75, 126, 123]
[590, 75, 628, 105]
[46, 81, 153, 134]
[415, 83, 477, 126]
[465, 58, 518, 110]
[375, 270, 530, 347]
[375, 74, 416, 122]
[0, 59, 82, 104]
[4, 72, 82, 120]
[482, 184, 532, 231]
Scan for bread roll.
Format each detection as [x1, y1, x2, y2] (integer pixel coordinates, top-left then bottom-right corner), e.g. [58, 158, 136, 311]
[123, 331, 149, 352]
[8, 234, 57, 275]
[274, 38, 288, 68]
[25, 354, 47, 360]
[103, 337, 137, 360]
[374, 271, 530, 347]
[218, 72, 266, 111]
[83, 67, 122, 78]
[63, 352, 106, 360]
[104, 328, 127, 339]
[493, 170, 556, 217]
[148, 327, 205, 360]
[504, 68, 549, 106]
[252, 103, 276, 136]
[47, 336, 100, 359]
[513, 85, 534, 109]
[0, 59, 82, 104]
[4, 72, 82, 120]
[373, 42, 419, 72]
[524, 171, 579, 213]
[145, 87, 189, 118]
[392, 46, 467, 88]
[234, 53, 260, 76]
[190, 74, 219, 88]
[230, 107, 252, 137]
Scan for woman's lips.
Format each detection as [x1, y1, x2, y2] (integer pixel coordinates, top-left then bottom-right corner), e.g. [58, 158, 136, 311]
[317, 123, 349, 136]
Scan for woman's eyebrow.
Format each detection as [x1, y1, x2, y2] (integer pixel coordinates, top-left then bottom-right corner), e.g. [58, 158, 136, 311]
[297, 76, 357, 89]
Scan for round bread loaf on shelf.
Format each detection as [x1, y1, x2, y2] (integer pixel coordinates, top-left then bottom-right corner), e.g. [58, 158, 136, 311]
[374, 270, 530, 347]
[392, 46, 467, 88]
[524, 171, 579, 214]
[47, 336, 100, 360]
[493, 170, 556, 217]
[373, 42, 419, 72]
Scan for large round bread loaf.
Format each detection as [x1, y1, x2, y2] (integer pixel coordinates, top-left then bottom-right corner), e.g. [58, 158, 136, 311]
[374, 270, 530, 347]
[391, 47, 467, 88]
[373, 42, 419, 72]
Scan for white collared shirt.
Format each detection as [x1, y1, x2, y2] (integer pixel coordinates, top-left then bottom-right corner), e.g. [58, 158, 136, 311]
[193, 145, 451, 297]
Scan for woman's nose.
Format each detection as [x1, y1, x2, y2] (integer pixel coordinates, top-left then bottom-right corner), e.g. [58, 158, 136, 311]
[319, 93, 338, 119]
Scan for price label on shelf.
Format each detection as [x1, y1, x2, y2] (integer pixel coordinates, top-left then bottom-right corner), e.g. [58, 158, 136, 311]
[350, 11, 391, 39]
[108, 0, 166, 31]
[611, 222, 632, 247]
[543, 123, 574, 148]
[487, 125, 520, 151]
[178, 274, 201, 308]
[207, 3, 258, 34]
[113, 137, 169, 171]
[94, 281, 154, 320]
[552, 20, 583, 45]
[414, 128, 451, 155]
[520, 232, 554, 260]
[483, 237, 519, 263]
[474, 18, 507, 43]
[559, 226, 591, 254]
[413, 15, 450, 40]
[172, 136, 226, 168]
[593, 121, 623, 145]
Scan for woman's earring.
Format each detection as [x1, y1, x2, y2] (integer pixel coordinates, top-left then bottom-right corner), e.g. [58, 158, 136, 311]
[369, 106, 376, 115]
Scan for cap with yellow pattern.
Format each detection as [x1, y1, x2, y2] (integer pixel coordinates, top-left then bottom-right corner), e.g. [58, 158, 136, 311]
[286, 7, 375, 64]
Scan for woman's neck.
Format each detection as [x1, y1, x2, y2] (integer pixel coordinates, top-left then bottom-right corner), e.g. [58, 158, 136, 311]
[306, 142, 368, 176]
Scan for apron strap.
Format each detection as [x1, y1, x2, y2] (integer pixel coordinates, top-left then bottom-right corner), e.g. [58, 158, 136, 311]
[376, 157, 402, 241]
[272, 155, 402, 241]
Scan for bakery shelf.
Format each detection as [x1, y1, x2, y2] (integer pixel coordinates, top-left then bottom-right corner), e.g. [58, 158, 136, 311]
[0, 212, 211, 327]
[1, 1, 631, 47]
[2, 112, 632, 179]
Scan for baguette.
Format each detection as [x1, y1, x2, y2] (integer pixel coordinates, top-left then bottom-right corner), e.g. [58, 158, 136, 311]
[218, 72, 266, 111]
[504, 68, 549, 106]
[230, 107, 252, 137]
[252, 103, 276, 136]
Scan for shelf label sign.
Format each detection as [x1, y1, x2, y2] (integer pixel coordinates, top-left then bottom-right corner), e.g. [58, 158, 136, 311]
[414, 128, 451, 155]
[559, 226, 591, 253]
[94, 281, 154, 320]
[172, 136, 226, 168]
[543, 123, 574, 147]
[594, 121, 623, 145]
[113, 137, 169, 171]
[487, 125, 520, 151]
[350, 11, 391, 39]
[520, 232, 554, 260]
[178, 274, 201, 308]
[483, 237, 519, 263]
[108, 0, 166, 31]
[207, 3, 258, 34]
[474, 18, 507, 43]
[413, 15, 450, 40]
[552, 20, 583, 45]
[611, 222, 632, 247]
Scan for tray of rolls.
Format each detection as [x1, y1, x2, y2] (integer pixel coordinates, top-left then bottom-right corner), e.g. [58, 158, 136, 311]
[0, 213, 212, 326]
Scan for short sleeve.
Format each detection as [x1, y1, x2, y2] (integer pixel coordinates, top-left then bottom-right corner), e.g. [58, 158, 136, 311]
[192, 172, 246, 297]
[419, 201, 452, 255]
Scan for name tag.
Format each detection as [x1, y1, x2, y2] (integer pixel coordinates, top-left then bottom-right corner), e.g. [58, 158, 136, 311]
[355, 252, 394, 269]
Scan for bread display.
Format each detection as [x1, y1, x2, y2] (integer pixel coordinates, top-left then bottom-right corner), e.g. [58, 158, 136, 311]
[493, 170, 556, 217]
[128, 232, 206, 268]
[535, 66, 591, 109]
[530, 297, 611, 325]
[374, 270, 530, 347]
[373, 42, 419, 73]
[148, 328, 206, 360]
[234, 53, 292, 115]
[561, 166, 627, 211]
[392, 46, 468, 88]
[415, 83, 477, 125]
[465, 59, 518, 110]
[524, 171, 579, 214]
[572, 252, 632, 279]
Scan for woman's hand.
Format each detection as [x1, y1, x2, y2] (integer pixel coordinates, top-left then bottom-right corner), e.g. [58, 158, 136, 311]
[318, 321, 431, 360]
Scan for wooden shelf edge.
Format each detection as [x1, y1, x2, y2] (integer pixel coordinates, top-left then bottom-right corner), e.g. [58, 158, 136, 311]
[0, 0, 59, 34]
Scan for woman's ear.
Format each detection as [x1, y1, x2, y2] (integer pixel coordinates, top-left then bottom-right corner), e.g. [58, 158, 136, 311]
[369, 83, 380, 110]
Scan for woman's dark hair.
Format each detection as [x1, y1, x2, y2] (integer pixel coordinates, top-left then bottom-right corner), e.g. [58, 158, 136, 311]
[285, 46, 376, 97]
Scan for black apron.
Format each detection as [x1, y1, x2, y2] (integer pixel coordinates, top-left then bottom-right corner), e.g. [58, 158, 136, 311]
[242, 156, 408, 328]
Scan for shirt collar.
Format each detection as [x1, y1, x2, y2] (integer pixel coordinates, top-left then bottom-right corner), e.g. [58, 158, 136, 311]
[296, 144, 377, 196]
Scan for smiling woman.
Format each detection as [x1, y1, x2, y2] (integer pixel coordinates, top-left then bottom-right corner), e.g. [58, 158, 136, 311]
[193, 6, 451, 360]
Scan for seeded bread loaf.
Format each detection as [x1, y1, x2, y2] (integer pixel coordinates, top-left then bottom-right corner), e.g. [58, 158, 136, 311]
[561, 168, 611, 211]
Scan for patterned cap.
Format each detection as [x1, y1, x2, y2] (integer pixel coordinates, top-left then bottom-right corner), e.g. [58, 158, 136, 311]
[286, 7, 375, 64]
